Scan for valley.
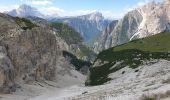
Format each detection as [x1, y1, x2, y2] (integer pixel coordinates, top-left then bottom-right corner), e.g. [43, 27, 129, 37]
[0, 0, 170, 100]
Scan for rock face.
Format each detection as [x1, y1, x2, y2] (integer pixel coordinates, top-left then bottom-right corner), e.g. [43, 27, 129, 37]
[0, 13, 84, 93]
[94, 0, 170, 52]
[0, 46, 15, 93]
[6, 4, 44, 18]
[93, 20, 118, 53]
[51, 12, 110, 42]
[131, 1, 170, 39]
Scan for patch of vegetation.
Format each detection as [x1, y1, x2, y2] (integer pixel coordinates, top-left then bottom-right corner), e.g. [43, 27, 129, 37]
[141, 95, 156, 100]
[13, 17, 37, 30]
[140, 90, 170, 100]
[76, 45, 96, 60]
[113, 32, 170, 52]
[51, 22, 83, 45]
[162, 77, 170, 84]
[62, 51, 92, 72]
[86, 32, 170, 86]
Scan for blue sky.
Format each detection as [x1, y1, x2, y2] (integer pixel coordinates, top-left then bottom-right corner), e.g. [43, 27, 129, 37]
[0, 0, 161, 19]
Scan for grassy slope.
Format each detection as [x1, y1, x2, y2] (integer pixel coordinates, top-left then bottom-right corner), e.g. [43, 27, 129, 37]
[63, 51, 92, 71]
[13, 17, 37, 29]
[51, 22, 83, 45]
[86, 32, 170, 86]
[113, 32, 170, 52]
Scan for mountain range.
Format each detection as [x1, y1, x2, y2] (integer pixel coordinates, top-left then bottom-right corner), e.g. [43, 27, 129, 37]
[50, 12, 110, 43]
[6, 4, 110, 43]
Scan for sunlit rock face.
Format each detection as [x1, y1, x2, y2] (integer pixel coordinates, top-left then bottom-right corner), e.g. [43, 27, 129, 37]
[94, 0, 170, 52]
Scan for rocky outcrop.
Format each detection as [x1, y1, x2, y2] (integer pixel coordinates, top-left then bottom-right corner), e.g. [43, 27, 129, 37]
[131, 1, 170, 39]
[0, 13, 84, 93]
[93, 20, 118, 53]
[0, 46, 15, 93]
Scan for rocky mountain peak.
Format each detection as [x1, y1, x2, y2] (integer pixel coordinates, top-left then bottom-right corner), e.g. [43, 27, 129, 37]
[7, 4, 44, 18]
[77, 12, 104, 22]
[87, 12, 104, 21]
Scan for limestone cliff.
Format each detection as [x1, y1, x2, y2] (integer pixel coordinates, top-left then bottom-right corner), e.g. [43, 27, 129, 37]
[0, 13, 84, 93]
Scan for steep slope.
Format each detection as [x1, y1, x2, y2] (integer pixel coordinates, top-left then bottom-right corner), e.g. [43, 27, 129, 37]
[95, 0, 170, 52]
[0, 13, 85, 93]
[50, 12, 110, 42]
[93, 20, 118, 53]
[6, 4, 44, 18]
[51, 22, 96, 62]
[86, 32, 170, 86]
[51, 22, 83, 45]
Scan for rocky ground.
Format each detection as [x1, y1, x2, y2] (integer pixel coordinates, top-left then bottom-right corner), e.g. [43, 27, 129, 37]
[1, 60, 170, 100]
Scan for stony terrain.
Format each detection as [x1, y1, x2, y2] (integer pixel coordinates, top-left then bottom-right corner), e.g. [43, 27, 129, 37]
[3, 60, 168, 100]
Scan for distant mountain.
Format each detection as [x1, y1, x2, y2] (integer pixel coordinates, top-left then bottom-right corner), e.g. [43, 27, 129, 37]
[94, 0, 170, 52]
[50, 12, 111, 42]
[6, 4, 44, 18]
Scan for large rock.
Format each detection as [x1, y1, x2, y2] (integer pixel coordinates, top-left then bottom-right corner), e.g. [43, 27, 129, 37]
[0, 46, 15, 93]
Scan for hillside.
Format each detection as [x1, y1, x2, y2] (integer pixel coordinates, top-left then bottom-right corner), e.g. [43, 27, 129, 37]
[51, 22, 83, 45]
[86, 32, 170, 86]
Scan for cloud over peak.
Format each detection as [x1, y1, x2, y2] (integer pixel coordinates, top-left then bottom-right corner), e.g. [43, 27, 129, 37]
[32, 0, 52, 5]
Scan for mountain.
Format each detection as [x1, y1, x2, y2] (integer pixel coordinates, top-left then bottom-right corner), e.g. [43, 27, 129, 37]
[50, 12, 111, 42]
[86, 32, 170, 86]
[94, 0, 170, 52]
[6, 4, 44, 18]
[0, 13, 86, 93]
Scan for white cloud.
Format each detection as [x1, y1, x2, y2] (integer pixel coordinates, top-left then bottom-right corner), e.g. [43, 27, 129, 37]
[0, 5, 19, 12]
[38, 7, 123, 19]
[122, 0, 162, 15]
[32, 0, 52, 5]
[39, 6, 65, 16]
